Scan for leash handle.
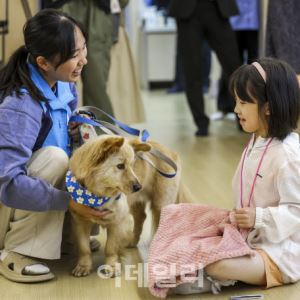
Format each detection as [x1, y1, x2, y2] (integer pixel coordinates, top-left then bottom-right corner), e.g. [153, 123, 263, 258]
[71, 106, 149, 142]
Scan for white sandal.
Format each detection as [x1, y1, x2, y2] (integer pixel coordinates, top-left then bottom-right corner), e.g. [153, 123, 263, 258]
[0, 252, 54, 283]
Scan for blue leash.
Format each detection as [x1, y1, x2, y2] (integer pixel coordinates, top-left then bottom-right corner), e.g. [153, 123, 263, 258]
[70, 106, 177, 178]
[69, 106, 150, 142]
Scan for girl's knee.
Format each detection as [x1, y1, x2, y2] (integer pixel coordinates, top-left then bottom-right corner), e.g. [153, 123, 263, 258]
[205, 260, 233, 281]
[205, 260, 225, 278]
[205, 254, 266, 285]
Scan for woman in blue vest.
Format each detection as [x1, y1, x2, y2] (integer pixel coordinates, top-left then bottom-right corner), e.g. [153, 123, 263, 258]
[0, 9, 108, 283]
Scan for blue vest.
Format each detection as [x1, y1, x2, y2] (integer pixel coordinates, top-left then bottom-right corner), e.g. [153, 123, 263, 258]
[27, 64, 76, 156]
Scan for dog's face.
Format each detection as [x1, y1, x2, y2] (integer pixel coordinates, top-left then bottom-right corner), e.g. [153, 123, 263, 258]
[69, 135, 151, 196]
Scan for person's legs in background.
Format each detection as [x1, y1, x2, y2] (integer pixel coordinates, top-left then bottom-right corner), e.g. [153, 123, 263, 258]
[82, 5, 114, 115]
[177, 15, 209, 136]
[167, 35, 185, 93]
[241, 30, 258, 63]
[61, 0, 114, 116]
[211, 29, 242, 121]
[211, 29, 258, 123]
[207, 29, 241, 120]
[202, 1, 241, 124]
[168, 38, 211, 95]
[175, 0, 242, 137]
[202, 40, 211, 94]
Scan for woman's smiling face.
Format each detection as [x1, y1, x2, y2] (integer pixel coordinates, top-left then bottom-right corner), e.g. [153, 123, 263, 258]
[39, 25, 87, 87]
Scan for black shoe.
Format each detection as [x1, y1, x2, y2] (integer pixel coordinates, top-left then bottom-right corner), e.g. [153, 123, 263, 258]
[195, 128, 209, 137]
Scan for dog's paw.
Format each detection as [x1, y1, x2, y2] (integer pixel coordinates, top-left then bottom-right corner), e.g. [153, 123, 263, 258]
[72, 264, 91, 277]
[99, 264, 121, 278]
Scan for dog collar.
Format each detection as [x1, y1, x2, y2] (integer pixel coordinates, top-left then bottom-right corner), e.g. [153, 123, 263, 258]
[65, 171, 121, 207]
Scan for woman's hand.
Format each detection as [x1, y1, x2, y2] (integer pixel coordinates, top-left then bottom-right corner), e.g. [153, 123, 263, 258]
[68, 198, 111, 220]
[68, 121, 81, 137]
[233, 207, 256, 229]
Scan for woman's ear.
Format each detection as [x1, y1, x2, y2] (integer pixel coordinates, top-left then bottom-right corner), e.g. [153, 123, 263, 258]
[264, 102, 270, 116]
[36, 56, 50, 72]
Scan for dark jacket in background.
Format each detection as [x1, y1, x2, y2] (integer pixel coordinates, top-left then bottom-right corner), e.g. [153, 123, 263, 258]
[169, 0, 239, 19]
[42, 0, 111, 14]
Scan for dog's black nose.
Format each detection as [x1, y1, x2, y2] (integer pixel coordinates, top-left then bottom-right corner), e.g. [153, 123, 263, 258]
[132, 183, 142, 193]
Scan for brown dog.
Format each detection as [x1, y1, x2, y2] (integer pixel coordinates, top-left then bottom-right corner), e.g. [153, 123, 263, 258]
[69, 134, 191, 276]
[126, 140, 193, 247]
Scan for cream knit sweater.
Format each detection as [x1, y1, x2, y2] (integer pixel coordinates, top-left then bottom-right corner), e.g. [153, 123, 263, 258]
[232, 132, 300, 283]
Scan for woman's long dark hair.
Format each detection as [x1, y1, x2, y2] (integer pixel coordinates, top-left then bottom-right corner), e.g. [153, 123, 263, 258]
[0, 9, 86, 102]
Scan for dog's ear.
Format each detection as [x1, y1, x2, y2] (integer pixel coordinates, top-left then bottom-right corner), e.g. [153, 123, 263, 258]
[130, 139, 151, 153]
[93, 136, 125, 164]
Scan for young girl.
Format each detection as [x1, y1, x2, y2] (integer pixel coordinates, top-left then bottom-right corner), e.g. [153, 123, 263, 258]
[205, 57, 300, 286]
[169, 57, 300, 295]
[0, 9, 107, 283]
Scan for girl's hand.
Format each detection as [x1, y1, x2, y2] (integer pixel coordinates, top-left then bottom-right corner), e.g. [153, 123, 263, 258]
[234, 207, 256, 229]
[68, 198, 111, 220]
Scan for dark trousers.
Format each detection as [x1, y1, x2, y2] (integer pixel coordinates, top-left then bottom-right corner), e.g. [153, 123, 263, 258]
[235, 30, 258, 63]
[176, 0, 241, 130]
[218, 30, 258, 112]
[174, 38, 211, 90]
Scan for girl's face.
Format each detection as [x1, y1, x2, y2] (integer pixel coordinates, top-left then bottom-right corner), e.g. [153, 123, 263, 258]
[40, 25, 87, 87]
[234, 92, 269, 137]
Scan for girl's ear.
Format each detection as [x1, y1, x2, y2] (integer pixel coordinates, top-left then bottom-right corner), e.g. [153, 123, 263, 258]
[36, 56, 50, 72]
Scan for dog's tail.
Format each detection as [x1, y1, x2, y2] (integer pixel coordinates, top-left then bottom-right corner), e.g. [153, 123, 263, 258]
[177, 182, 197, 203]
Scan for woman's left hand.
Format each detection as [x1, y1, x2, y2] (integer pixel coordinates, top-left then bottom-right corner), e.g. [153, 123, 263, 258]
[68, 121, 81, 137]
[233, 207, 256, 229]
[68, 122, 82, 147]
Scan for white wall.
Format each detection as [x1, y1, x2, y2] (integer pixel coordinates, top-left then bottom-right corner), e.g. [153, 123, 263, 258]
[1, 0, 39, 63]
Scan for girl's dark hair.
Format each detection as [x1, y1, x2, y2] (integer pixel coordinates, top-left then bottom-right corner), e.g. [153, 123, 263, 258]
[0, 9, 86, 102]
[229, 57, 300, 140]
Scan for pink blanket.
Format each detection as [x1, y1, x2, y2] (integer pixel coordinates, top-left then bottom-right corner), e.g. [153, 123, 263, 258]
[148, 204, 254, 298]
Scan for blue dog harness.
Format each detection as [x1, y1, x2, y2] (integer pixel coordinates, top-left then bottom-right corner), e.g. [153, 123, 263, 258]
[66, 171, 121, 208]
